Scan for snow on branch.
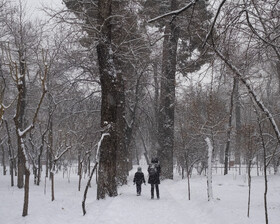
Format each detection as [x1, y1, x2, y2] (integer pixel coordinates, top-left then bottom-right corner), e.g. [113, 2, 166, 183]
[54, 146, 72, 163]
[96, 133, 110, 162]
[148, 0, 199, 23]
[205, 137, 213, 201]
[0, 97, 17, 121]
[213, 47, 280, 144]
[18, 125, 33, 137]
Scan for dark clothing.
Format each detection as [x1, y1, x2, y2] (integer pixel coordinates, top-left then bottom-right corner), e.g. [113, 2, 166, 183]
[148, 163, 161, 184]
[133, 171, 146, 195]
[133, 171, 146, 185]
[151, 183, 159, 199]
[136, 184, 142, 195]
[148, 162, 161, 199]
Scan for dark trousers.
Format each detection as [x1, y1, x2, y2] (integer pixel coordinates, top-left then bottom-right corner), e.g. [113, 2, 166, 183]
[136, 184, 142, 195]
[151, 184, 159, 198]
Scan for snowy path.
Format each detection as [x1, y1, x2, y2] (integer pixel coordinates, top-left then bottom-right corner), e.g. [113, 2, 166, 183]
[1, 165, 280, 224]
[91, 182, 197, 224]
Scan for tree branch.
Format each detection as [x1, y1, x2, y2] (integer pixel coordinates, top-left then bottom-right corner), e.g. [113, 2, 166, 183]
[148, 0, 199, 23]
[211, 44, 280, 143]
[202, 0, 227, 47]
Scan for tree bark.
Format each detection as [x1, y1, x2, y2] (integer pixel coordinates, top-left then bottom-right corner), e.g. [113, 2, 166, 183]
[16, 51, 27, 189]
[51, 171, 55, 201]
[115, 71, 128, 185]
[22, 168, 30, 217]
[158, 0, 179, 180]
[96, 0, 118, 199]
[152, 61, 160, 154]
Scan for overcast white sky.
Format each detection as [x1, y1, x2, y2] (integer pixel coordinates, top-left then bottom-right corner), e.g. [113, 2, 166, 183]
[23, 0, 64, 20]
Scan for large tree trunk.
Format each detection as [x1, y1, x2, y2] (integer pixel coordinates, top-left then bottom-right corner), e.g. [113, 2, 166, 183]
[96, 0, 118, 199]
[151, 61, 160, 156]
[158, 0, 179, 180]
[115, 72, 128, 185]
[16, 51, 27, 189]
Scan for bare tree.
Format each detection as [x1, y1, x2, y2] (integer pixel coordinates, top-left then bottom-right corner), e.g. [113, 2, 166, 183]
[224, 79, 236, 175]
[6, 48, 47, 215]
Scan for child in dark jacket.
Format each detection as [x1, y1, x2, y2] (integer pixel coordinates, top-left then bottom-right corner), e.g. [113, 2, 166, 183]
[133, 167, 146, 196]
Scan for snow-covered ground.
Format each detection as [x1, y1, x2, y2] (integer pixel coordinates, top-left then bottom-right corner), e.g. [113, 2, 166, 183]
[1, 162, 279, 224]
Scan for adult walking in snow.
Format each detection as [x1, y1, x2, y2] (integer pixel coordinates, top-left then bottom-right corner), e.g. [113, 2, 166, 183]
[148, 158, 161, 199]
[133, 167, 146, 196]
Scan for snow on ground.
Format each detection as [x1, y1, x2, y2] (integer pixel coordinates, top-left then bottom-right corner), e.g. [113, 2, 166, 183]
[0, 162, 280, 224]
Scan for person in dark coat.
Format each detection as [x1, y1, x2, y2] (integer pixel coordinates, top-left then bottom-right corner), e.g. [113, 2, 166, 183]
[133, 167, 146, 196]
[148, 158, 161, 199]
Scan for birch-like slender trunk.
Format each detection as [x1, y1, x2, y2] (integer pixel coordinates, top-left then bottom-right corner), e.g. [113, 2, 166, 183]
[257, 113, 269, 224]
[205, 137, 213, 201]
[247, 160, 252, 217]
[185, 154, 191, 201]
[234, 78, 241, 171]
[82, 163, 98, 216]
[5, 120, 14, 186]
[224, 79, 236, 175]
[1, 145, 6, 175]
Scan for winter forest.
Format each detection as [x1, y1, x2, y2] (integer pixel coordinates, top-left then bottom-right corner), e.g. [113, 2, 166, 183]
[0, 0, 280, 223]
